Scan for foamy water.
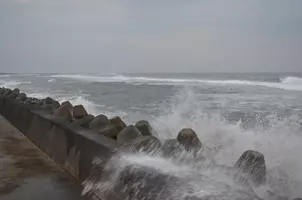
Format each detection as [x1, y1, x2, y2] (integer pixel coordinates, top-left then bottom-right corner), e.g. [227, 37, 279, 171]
[49, 74, 302, 91]
[82, 87, 302, 200]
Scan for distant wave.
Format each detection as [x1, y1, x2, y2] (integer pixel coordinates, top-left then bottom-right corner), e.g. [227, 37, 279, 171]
[0, 80, 31, 88]
[48, 79, 56, 83]
[0, 74, 11, 78]
[50, 74, 302, 91]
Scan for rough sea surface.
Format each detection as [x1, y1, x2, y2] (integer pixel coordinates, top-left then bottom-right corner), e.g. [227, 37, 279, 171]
[1, 73, 302, 199]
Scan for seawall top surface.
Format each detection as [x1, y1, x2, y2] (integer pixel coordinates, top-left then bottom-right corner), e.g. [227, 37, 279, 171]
[0, 115, 89, 200]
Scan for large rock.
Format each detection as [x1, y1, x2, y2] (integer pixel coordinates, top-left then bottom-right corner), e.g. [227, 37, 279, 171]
[89, 114, 110, 130]
[61, 101, 73, 109]
[117, 125, 141, 145]
[3, 89, 12, 96]
[0, 87, 4, 94]
[73, 105, 88, 119]
[162, 139, 185, 157]
[43, 97, 55, 105]
[99, 124, 119, 138]
[6, 88, 19, 99]
[12, 88, 20, 94]
[7, 92, 18, 99]
[122, 136, 162, 154]
[110, 116, 126, 133]
[24, 97, 42, 104]
[177, 128, 202, 152]
[235, 150, 266, 186]
[72, 114, 94, 128]
[54, 102, 73, 121]
[53, 101, 60, 109]
[135, 120, 152, 136]
[42, 104, 56, 114]
[16, 93, 27, 101]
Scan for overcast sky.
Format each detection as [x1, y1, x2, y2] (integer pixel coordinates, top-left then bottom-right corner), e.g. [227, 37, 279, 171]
[0, 0, 301, 73]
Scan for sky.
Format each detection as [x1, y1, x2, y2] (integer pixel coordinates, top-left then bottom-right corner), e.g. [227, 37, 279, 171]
[0, 0, 301, 73]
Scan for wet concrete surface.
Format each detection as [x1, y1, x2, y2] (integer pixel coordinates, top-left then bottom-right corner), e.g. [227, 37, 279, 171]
[0, 115, 91, 200]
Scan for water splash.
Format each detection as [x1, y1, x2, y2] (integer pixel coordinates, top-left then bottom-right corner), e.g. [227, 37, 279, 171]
[83, 87, 302, 199]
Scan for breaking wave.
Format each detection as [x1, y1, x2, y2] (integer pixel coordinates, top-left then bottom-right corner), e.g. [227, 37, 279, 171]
[0, 80, 31, 88]
[83, 87, 302, 200]
[50, 74, 302, 91]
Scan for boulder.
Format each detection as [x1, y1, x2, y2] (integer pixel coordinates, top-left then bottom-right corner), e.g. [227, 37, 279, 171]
[24, 98, 32, 104]
[24, 97, 41, 104]
[72, 114, 94, 128]
[110, 116, 126, 133]
[0, 87, 4, 94]
[54, 103, 73, 121]
[7, 92, 18, 99]
[89, 114, 110, 130]
[162, 139, 185, 157]
[99, 124, 119, 138]
[135, 120, 152, 136]
[43, 97, 55, 105]
[177, 128, 202, 152]
[16, 93, 27, 101]
[61, 101, 73, 108]
[53, 101, 61, 109]
[42, 104, 56, 113]
[73, 104, 88, 119]
[12, 88, 20, 94]
[3, 89, 12, 96]
[123, 136, 161, 154]
[235, 150, 266, 186]
[117, 125, 141, 145]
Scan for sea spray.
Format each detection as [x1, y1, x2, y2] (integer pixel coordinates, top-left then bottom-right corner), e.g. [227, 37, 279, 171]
[83, 87, 302, 199]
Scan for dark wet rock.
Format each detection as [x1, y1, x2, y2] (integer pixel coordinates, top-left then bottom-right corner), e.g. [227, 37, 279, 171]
[16, 93, 27, 101]
[40, 97, 60, 109]
[73, 104, 88, 119]
[7, 92, 18, 99]
[53, 101, 60, 109]
[43, 97, 55, 104]
[89, 114, 110, 130]
[110, 116, 126, 133]
[72, 114, 94, 128]
[61, 101, 73, 108]
[0, 87, 4, 94]
[54, 103, 73, 121]
[12, 88, 20, 94]
[235, 150, 266, 186]
[162, 139, 185, 157]
[3, 89, 12, 96]
[177, 128, 202, 152]
[24, 97, 42, 104]
[135, 120, 152, 136]
[117, 125, 141, 145]
[122, 136, 162, 154]
[41, 104, 56, 114]
[99, 124, 119, 138]
[24, 98, 32, 104]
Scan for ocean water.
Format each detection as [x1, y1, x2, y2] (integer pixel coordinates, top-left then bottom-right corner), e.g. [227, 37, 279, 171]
[1, 73, 302, 199]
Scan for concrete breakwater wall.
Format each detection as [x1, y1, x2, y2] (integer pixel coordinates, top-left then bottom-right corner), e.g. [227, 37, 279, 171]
[0, 88, 119, 182]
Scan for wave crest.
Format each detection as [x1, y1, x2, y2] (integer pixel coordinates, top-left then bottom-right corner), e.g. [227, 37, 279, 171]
[50, 74, 302, 91]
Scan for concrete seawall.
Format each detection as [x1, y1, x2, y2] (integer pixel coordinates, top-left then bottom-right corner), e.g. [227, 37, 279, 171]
[0, 95, 119, 182]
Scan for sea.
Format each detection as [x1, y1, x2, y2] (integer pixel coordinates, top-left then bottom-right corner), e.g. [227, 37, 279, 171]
[1, 72, 302, 199]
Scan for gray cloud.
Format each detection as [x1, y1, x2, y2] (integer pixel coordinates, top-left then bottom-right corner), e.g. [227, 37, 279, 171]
[0, 0, 301, 73]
